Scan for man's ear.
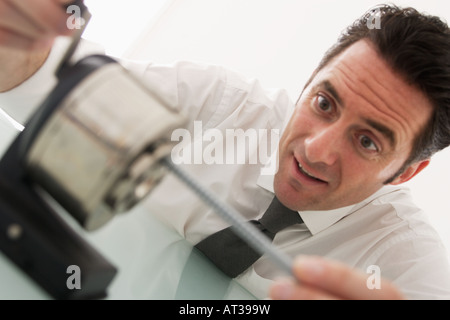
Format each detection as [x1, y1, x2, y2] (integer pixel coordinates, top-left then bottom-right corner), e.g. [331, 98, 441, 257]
[390, 159, 430, 185]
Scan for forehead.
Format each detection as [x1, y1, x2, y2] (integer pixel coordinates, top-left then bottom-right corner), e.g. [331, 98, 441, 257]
[306, 40, 433, 151]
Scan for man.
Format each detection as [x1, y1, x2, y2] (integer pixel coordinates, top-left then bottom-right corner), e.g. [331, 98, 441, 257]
[0, 1, 449, 300]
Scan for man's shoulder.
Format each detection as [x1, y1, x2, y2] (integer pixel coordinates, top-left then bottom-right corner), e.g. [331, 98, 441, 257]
[359, 185, 440, 239]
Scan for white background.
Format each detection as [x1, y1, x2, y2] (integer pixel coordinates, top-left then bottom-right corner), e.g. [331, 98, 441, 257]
[83, 0, 450, 250]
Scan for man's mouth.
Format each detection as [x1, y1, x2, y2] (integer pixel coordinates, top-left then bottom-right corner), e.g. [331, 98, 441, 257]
[294, 158, 328, 184]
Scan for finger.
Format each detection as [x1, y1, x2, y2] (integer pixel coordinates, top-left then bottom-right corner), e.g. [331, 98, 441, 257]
[5, 0, 72, 36]
[0, 27, 54, 51]
[270, 278, 340, 300]
[291, 256, 404, 300]
[0, 1, 50, 40]
[56, 0, 77, 4]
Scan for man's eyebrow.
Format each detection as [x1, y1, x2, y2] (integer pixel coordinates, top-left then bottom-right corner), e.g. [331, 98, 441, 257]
[364, 118, 396, 148]
[322, 80, 344, 107]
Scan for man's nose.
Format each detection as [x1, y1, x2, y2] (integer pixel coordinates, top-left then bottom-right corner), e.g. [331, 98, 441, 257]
[304, 125, 341, 166]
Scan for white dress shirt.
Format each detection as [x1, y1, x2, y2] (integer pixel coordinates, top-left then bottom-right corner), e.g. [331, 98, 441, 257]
[1, 39, 450, 300]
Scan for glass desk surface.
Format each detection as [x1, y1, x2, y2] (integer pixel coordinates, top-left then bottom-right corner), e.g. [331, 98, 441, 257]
[0, 202, 257, 300]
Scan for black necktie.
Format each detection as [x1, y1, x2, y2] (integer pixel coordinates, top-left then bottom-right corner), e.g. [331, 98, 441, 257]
[195, 196, 304, 278]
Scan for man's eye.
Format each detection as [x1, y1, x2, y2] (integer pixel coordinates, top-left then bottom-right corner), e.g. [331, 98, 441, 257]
[359, 135, 378, 152]
[316, 95, 333, 112]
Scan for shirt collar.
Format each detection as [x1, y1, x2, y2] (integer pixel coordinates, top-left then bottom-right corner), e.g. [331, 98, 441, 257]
[256, 151, 397, 235]
[0, 39, 67, 124]
[0, 38, 104, 125]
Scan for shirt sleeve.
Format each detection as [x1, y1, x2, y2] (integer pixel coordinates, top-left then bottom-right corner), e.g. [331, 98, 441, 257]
[0, 37, 231, 127]
[120, 58, 230, 126]
[371, 234, 450, 300]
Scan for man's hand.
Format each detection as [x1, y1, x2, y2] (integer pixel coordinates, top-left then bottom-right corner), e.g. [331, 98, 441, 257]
[269, 256, 405, 300]
[0, 0, 74, 92]
[0, 0, 73, 50]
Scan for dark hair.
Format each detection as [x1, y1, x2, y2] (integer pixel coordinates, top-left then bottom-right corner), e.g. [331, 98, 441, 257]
[306, 4, 450, 183]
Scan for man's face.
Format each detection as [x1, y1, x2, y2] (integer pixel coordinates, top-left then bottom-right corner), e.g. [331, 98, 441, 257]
[274, 39, 433, 211]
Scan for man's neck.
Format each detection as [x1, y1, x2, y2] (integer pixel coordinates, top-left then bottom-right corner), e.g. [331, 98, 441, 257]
[0, 46, 51, 93]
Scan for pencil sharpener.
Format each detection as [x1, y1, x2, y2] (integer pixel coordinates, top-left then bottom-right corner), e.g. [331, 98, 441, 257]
[0, 54, 186, 299]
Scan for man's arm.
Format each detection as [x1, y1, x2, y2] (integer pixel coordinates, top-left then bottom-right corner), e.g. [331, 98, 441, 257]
[269, 256, 405, 300]
[0, 0, 73, 92]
